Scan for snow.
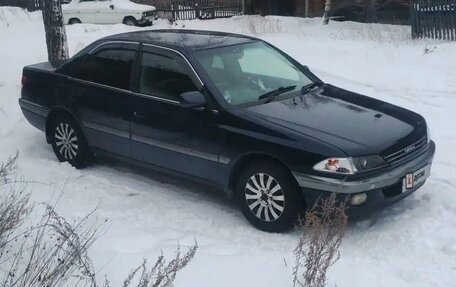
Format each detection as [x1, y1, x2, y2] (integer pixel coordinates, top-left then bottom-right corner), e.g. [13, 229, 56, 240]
[1, 6, 455, 286]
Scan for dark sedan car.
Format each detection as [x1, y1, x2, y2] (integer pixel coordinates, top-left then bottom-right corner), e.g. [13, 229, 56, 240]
[19, 30, 435, 232]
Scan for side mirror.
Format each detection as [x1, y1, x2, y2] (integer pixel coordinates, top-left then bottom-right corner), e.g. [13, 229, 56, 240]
[109, 4, 115, 9]
[179, 91, 206, 109]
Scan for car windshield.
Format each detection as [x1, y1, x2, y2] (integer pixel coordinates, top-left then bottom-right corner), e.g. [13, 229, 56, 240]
[193, 41, 313, 106]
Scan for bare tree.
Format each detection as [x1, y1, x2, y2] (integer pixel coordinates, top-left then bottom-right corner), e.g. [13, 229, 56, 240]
[293, 194, 348, 287]
[322, 0, 331, 25]
[41, 0, 69, 67]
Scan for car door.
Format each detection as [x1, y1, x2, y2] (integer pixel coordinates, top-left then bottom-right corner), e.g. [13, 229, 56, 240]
[129, 45, 223, 183]
[96, 0, 118, 24]
[77, 0, 98, 23]
[63, 42, 139, 158]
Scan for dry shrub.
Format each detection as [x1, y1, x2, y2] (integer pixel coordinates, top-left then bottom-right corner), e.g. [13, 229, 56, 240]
[0, 190, 30, 247]
[0, 152, 30, 246]
[293, 194, 348, 287]
[0, 204, 101, 287]
[109, 242, 198, 287]
[0, 153, 197, 287]
[0, 152, 19, 184]
[0, 153, 100, 287]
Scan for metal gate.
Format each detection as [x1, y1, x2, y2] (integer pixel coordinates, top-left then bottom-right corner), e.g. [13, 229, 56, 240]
[411, 0, 456, 40]
[136, 0, 243, 20]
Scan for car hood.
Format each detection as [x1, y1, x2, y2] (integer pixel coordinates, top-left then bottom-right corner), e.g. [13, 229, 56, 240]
[111, 0, 156, 11]
[242, 84, 426, 156]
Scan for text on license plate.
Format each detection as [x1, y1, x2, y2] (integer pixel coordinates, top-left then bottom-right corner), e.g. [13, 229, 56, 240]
[403, 165, 430, 191]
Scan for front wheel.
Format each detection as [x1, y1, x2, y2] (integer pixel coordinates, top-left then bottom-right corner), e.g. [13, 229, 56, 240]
[50, 115, 91, 168]
[236, 161, 300, 232]
[123, 17, 137, 26]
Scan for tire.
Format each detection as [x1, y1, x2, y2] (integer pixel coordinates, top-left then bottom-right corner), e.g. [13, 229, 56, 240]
[236, 161, 299, 232]
[123, 17, 137, 26]
[49, 115, 91, 168]
[68, 18, 81, 25]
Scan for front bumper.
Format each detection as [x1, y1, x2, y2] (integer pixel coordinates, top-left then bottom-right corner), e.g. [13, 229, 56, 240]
[292, 140, 435, 216]
[137, 15, 154, 26]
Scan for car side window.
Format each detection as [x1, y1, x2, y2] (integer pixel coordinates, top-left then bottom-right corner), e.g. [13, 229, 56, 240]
[68, 48, 136, 90]
[139, 52, 198, 101]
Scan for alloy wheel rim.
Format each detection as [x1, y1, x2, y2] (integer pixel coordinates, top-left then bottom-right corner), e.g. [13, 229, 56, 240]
[245, 173, 285, 222]
[55, 123, 78, 160]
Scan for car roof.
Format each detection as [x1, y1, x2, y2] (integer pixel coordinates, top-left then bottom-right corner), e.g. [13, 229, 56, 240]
[102, 29, 258, 52]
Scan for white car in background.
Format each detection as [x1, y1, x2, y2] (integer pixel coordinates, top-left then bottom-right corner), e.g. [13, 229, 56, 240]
[62, 0, 156, 26]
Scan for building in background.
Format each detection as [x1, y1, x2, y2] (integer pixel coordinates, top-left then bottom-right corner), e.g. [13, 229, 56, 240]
[132, 0, 410, 24]
[0, 0, 410, 24]
[244, 0, 410, 24]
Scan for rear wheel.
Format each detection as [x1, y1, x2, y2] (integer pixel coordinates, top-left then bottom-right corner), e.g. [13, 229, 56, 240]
[236, 161, 299, 232]
[123, 17, 137, 26]
[50, 115, 91, 168]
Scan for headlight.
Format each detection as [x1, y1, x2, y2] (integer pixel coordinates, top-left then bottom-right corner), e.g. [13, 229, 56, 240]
[313, 158, 356, 174]
[313, 155, 386, 175]
[352, 155, 387, 171]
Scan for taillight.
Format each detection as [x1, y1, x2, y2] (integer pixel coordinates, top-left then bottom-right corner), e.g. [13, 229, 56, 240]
[21, 75, 29, 87]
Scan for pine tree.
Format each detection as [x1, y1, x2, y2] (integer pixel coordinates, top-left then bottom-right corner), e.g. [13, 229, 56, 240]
[41, 0, 69, 67]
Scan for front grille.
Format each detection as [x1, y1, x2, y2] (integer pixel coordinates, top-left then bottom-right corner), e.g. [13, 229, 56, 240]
[384, 136, 428, 166]
[143, 11, 155, 17]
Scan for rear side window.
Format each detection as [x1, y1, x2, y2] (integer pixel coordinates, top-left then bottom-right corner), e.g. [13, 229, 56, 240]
[67, 48, 136, 90]
[139, 52, 198, 101]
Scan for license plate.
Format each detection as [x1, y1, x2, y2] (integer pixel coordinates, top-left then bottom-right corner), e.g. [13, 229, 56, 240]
[403, 165, 430, 192]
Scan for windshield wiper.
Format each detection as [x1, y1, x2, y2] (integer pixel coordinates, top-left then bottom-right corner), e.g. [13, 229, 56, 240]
[258, 85, 297, 103]
[300, 81, 324, 95]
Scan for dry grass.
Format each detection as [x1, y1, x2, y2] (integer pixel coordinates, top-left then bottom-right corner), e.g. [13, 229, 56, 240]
[0, 153, 197, 287]
[0, 206, 101, 287]
[0, 152, 19, 184]
[0, 153, 30, 252]
[293, 194, 348, 287]
[110, 242, 198, 287]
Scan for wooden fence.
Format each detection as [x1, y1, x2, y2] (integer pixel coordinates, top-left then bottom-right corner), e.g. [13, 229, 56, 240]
[411, 0, 456, 40]
[135, 0, 243, 20]
[1, 0, 243, 19]
[0, 0, 39, 11]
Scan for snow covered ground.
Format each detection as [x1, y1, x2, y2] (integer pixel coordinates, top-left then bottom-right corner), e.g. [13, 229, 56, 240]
[0, 7, 455, 286]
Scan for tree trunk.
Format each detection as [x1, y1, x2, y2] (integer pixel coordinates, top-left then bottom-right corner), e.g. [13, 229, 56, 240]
[305, 0, 309, 17]
[322, 0, 331, 25]
[41, 0, 69, 67]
